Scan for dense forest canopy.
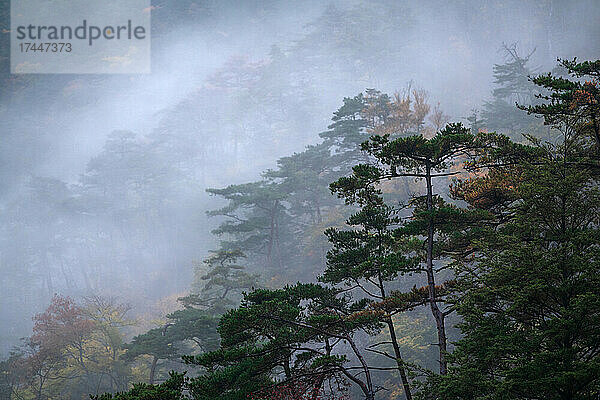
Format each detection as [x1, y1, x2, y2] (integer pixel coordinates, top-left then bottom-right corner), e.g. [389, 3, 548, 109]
[0, 1, 599, 399]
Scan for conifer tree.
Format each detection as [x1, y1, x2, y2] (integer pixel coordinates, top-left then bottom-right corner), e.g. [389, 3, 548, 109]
[184, 283, 381, 400]
[207, 182, 289, 272]
[321, 182, 418, 399]
[124, 249, 257, 385]
[426, 58, 600, 400]
[521, 58, 600, 157]
[482, 44, 540, 136]
[331, 122, 486, 375]
[182, 249, 259, 314]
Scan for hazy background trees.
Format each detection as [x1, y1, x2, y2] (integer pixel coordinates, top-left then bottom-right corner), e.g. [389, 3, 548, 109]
[1, 1, 599, 398]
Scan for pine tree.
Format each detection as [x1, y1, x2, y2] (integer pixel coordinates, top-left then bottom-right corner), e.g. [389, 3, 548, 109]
[331, 122, 486, 375]
[481, 44, 540, 136]
[321, 182, 418, 400]
[124, 249, 256, 385]
[319, 92, 371, 170]
[90, 371, 187, 400]
[433, 130, 600, 400]
[521, 58, 600, 157]
[182, 249, 259, 314]
[426, 58, 600, 400]
[207, 181, 289, 272]
[183, 283, 380, 400]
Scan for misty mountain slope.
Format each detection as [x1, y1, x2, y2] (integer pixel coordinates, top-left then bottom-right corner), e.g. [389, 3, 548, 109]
[1, 0, 599, 357]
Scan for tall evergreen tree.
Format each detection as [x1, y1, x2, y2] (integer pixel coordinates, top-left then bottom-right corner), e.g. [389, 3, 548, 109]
[521, 58, 600, 156]
[124, 249, 257, 385]
[425, 58, 600, 400]
[431, 128, 600, 400]
[331, 122, 485, 375]
[322, 180, 418, 399]
[183, 283, 380, 400]
[182, 249, 259, 314]
[207, 181, 289, 273]
[481, 44, 540, 136]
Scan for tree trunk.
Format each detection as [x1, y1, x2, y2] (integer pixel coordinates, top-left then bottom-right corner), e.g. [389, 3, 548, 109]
[386, 317, 413, 400]
[378, 274, 413, 400]
[425, 161, 448, 375]
[149, 355, 158, 384]
[267, 208, 275, 268]
[345, 335, 375, 400]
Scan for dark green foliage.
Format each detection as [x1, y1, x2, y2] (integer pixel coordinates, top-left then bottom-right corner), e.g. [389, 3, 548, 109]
[90, 372, 187, 400]
[331, 121, 494, 377]
[205, 91, 393, 284]
[123, 310, 219, 362]
[520, 58, 600, 156]
[123, 327, 179, 364]
[265, 144, 339, 225]
[183, 283, 376, 400]
[322, 183, 419, 287]
[322, 180, 418, 399]
[123, 249, 257, 384]
[421, 58, 600, 400]
[183, 249, 259, 314]
[67, 56, 600, 400]
[207, 181, 290, 272]
[319, 92, 374, 168]
[430, 148, 600, 400]
[121, 305, 218, 386]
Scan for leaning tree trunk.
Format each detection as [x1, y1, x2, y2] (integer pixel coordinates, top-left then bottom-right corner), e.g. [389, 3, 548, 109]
[344, 334, 376, 400]
[425, 162, 448, 375]
[386, 317, 413, 400]
[149, 355, 158, 384]
[378, 274, 413, 400]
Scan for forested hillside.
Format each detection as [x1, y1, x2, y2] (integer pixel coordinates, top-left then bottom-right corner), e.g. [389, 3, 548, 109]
[0, 1, 599, 399]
